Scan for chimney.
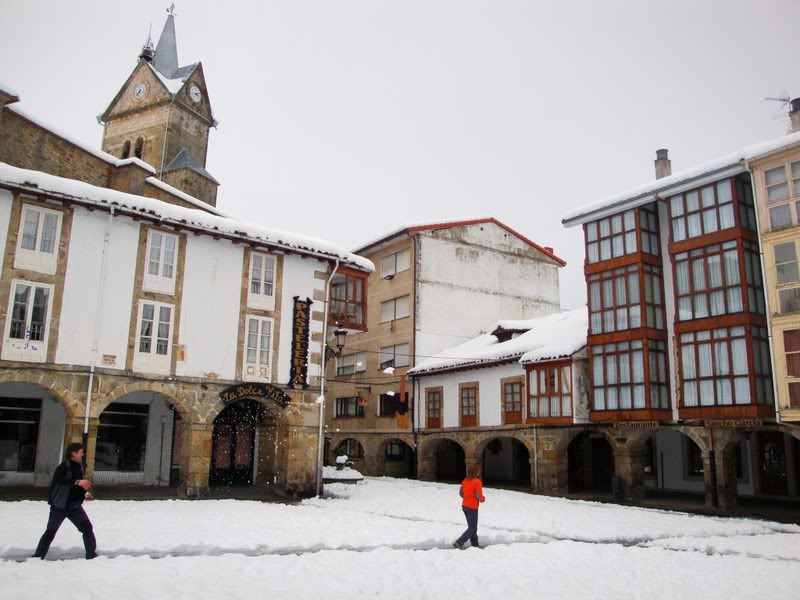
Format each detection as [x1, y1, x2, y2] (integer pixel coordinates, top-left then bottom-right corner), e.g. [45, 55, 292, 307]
[790, 98, 800, 134]
[654, 148, 672, 180]
[544, 246, 554, 254]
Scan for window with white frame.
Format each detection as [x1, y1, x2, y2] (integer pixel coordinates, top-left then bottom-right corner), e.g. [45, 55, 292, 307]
[379, 343, 410, 370]
[143, 230, 178, 295]
[381, 248, 411, 278]
[132, 300, 173, 374]
[765, 161, 800, 230]
[14, 205, 61, 274]
[243, 316, 273, 381]
[380, 295, 410, 322]
[2, 280, 54, 362]
[774, 241, 800, 314]
[248, 252, 276, 310]
[337, 352, 366, 376]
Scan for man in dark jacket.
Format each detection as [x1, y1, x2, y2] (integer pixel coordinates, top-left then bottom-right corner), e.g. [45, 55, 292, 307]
[32, 442, 97, 560]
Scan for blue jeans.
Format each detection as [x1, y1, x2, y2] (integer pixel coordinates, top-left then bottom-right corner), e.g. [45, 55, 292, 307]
[455, 507, 479, 548]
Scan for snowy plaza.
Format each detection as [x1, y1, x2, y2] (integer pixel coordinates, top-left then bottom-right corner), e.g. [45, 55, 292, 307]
[1, 477, 799, 599]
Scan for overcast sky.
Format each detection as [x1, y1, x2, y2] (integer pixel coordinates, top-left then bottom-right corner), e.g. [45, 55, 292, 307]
[1, 0, 798, 310]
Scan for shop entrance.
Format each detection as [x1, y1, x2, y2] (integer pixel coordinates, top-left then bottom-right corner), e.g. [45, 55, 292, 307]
[210, 400, 261, 487]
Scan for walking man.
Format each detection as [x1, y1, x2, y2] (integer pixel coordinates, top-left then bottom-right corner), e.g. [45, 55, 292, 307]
[453, 463, 485, 549]
[33, 442, 97, 560]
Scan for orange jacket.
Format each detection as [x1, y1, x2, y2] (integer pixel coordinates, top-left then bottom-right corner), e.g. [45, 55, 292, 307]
[460, 477, 485, 509]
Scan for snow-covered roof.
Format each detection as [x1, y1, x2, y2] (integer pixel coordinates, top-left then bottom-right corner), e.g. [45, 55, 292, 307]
[0, 162, 373, 272]
[144, 176, 227, 217]
[563, 131, 800, 227]
[354, 216, 566, 266]
[147, 60, 198, 96]
[408, 309, 587, 376]
[0, 81, 20, 99]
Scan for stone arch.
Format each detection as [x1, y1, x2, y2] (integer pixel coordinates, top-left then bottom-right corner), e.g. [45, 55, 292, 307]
[472, 430, 533, 461]
[375, 434, 416, 478]
[474, 433, 533, 485]
[0, 370, 81, 418]
[418, 433, 470, 482]
[333, 437, 366, 460]
[92, 381, 190, 420]
[621, 426, 710, 455]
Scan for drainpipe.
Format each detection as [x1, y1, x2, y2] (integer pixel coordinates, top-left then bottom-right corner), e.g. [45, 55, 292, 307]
[84, 206, 115, 462]
[316, 259, 340, 497]
[742, 161, 781, 423]
[412, 376, 419, 479]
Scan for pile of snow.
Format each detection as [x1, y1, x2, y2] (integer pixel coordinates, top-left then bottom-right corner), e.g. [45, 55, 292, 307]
[409, 309, 587, 375]
[322, 466, 364, 481]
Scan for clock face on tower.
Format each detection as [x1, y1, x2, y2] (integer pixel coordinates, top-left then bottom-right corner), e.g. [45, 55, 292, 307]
[189, 84, 202, 104]
[133, 83, 147, 100]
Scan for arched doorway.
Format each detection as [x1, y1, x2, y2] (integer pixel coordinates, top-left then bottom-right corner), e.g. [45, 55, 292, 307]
[0, 382, 68, 487]
[568, 431, 614, 493]
[434, 439, 466, 482]
[94, 391, 177, 486]
[639, 429, 706, 502]
[210, 400, 263, 487]
[335, 438, 365, 471]
[481, 437, 530, 486]
[381, 438, 415, 478]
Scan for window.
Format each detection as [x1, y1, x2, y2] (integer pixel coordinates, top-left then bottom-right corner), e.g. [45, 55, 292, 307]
[379, 343, 410, 370]
[585, 209, 637, 263]
[379, 393, 400, 417]
[675, 242, 743, 320]
[588, 264, 664, 334]
[132, 300, 173, 374]
[382, 248, 411, 277]
[775, 241, 800, 314]
[336, 352, 366, 376]
[590, 339, 669, 411]
[15, 205, 61, 274]
[336, 439, 364, 459]
[385, 440, 406, 461]
[764, 161, 800, 230]
[528, 364, 572, 418]
[0, 398, 41, 472]
[243, 316, 272, 381]
[134, 137, 144, 160]
[380, 295, 410, 322]
[502, 380, 523, 424]
[686, 440, 704, 477]
[789, 383, 800, 408]
[335, 397, 364, 418]
[248, 253, 275, 310]
[330, 271, 367, 330]
[459, 384, 478, 427]
[96, 403, 149, 472]
[784, 330, 800, 380]
[144, 230, 178, 294]
[426, 388, 442, 428]
[639, 204, 661, 256]
[121, 140, 131, 159]
[737, 178, 757, 231]
[3, 280, 53, 362]
[669, 181, 736, 242]
[679, 326, 772, 408]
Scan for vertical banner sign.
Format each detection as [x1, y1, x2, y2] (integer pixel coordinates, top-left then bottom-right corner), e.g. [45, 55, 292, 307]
[290, 297, 312, 389]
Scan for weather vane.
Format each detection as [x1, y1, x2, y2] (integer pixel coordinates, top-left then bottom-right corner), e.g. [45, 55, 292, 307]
[167, 3, 177, 16]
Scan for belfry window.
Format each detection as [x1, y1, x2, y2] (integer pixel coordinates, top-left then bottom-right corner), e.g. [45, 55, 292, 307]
[134, 137, 144, 160]
[122, 141, 131, 159]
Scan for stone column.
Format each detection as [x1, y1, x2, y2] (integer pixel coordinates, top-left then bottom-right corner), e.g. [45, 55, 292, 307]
[715, 446, 738, 510]
[176, 421, 213, 499]
[417, 441, 436, 481]
[615, 449, 644, 501]
[535, 430, 570, 495]
[282, 425, 318, 497]
[701, 450, 715, 508]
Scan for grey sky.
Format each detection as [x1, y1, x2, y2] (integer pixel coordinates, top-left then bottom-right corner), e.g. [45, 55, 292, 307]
[1, 0, 798, 311]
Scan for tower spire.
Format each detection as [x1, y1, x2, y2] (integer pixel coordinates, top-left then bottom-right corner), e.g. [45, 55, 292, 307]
[153, 5, 179, 76]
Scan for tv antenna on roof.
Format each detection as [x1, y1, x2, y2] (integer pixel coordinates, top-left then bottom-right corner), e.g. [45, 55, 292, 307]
[765, 91, 791, 111]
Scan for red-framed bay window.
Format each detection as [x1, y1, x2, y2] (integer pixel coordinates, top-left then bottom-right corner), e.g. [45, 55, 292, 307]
[589, 338, 670, 420]
[527, 362, 572, 424]
[329, 268, 368, 331]
[678, 324, 774, 418]
[584, 203, 661, 265]
[588, 263, 666, 336]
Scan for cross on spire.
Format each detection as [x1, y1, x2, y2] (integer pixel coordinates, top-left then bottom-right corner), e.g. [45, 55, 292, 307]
[167, 3, 177, 16]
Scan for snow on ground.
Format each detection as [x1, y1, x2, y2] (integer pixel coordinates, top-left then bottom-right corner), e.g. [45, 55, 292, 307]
[1, 477, 798, 599]
[322, 465, 363, 480]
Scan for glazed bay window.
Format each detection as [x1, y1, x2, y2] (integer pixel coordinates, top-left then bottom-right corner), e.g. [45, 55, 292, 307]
[679, 326, 772, 407]
[585, 210, 636, 263]
[775, 241, 800, 314]
[765, 161, 800, 230]
[591, 340, 668, 411]
[380, 295, 410, 322]
[144, 230, 178, 295]
[2, 280, 53, 362]
[379, 343, 410, 370]
[426, 388, 442, 428]
[330, 270, 367, 330]
[669, 181, 735, 242]
[248, 252, 275, 311]
[243, 316, 272, 382]
[335, 397, 364, 418]
[15, 205, 61, 274]
[528, 364, 572, 419]
[588, 264, 664, 334]
[639, 204, 661, 256]
[133, 301, 173, 374]
[459, 385, 478, 427]
[336, 352, 366, 376]
[381, 248, 411, 278]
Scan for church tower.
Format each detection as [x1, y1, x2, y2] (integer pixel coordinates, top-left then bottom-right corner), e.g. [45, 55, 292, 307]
[99, 7, 219, 206]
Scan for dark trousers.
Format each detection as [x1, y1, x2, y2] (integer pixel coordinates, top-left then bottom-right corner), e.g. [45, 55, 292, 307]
[455, 507, 479, 548]
[34, 506, 96, 558]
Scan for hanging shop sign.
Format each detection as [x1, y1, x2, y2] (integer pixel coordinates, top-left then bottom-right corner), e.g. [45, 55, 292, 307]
[705, 419, 763, 429]
[290, 296, 312, 389]
[219, 382, 290, 408]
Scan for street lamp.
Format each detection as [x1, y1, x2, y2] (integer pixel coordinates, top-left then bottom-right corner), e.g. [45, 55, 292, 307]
[325, 327, 348, 362]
